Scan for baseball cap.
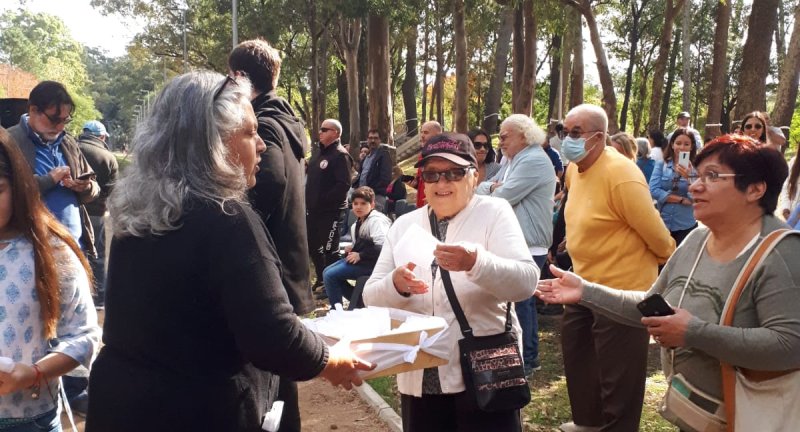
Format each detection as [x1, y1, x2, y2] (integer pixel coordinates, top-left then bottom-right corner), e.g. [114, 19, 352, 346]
[414, 133, 477, 168]
[83, 120, 110, 137]
[677, 111, 690, 119]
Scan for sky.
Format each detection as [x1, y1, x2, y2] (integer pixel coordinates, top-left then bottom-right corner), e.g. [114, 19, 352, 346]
[1, 0, 144, 57]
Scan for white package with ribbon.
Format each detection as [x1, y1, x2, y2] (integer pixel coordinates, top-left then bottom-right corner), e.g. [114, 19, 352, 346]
[303, 306, 450, 379]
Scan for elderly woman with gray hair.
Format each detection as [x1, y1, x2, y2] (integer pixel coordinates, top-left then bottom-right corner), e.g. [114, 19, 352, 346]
[476, 114, 556, 376]
[636, 137, 655, 182]
[86, 71, 372, 432]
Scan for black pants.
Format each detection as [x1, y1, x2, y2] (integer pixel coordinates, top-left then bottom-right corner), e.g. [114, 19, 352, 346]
[277, 379, 300, 432]
[307, 210, 343, 284]
[401, 392, 521, 432]
[670, 224, 698, 247]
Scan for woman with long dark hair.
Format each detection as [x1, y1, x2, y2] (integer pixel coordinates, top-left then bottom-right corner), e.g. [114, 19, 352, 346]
[0, 127, 100, 432]
[778, 155, 800, 221]
[741, 111, 768, 144]
[467, 128, 500, 183]
[649, 127, 698, 245]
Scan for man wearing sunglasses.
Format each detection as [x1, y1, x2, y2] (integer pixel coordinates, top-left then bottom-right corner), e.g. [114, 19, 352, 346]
[7, 81, 99, 257]
[667, 111, 702, 150]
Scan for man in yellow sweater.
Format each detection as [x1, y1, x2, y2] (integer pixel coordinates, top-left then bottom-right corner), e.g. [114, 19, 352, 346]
[559, 104, 675, 432]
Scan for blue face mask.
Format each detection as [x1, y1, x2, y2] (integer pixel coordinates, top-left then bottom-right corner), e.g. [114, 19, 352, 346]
[562, 134, 597, 163]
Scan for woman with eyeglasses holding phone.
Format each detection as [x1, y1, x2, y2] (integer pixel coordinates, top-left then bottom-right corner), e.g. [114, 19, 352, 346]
[364, 133, 538, 431]
[649, 127, 699, 246]
[538, 135, 800, 432]
[467, 129, 499, 183]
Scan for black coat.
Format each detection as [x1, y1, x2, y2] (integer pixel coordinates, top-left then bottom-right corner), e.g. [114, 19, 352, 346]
[306, 140, 353, 213]
[86, 201, 327, 432]
[247, 91, 314, 315]
[77, 134, 119, 216]
[353, 145, 392, 195]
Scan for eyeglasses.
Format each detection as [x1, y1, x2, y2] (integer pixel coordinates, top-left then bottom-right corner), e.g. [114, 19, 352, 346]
[421, 167, 473, 183]
[688, 171, 741, 184]
[473, 142, 490, 150]
[319, 127, 335, 133]
[566, 129, 604, 139]
[213, 75, 237, 101]
[744, 123, 763, 130]
[39, 110, 72, 126]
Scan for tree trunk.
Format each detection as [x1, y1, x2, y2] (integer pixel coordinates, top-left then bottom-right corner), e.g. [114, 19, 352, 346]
[402, 25, 418, 136]
[567, 0, 618, 131]
[421, 6, 430, 123]
[647, 0, 685, 131]
[620, 0, 645, 131]
[434, 0, 445, 125]
[736, 0, 779, 116]
[483, 5, 514, 133]
[308, 1, 322, 144]
[513, 0, 536, 115]
[771, 3, 800, 127]
[707, 0, 731, 125]
[547, 34, 563, 123]
[368, 13, 393, 143]
[660, 28, 682, 130]
[568, 9, 584, 109]
[335, 15, 362, 154]
[512, 3, 524, 110]
[681, 0, 691, 112]
[776, 0, 787, 72]
[453, 0, 468, 132]
[633, 69, 649, 135]
[358, 30, 369, 141]
[336, 70, 349, 143]
[559, 17, 573, 118]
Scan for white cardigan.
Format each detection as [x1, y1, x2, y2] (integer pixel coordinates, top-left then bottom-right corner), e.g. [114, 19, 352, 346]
[363, 194, 538, 397]
[778, 157, 799, 218]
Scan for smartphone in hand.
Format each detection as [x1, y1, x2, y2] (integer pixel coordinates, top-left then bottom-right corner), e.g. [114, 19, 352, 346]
[637, 294, 675, 317]
[76, 172, 95, 180]
[678, 151, 690, 169]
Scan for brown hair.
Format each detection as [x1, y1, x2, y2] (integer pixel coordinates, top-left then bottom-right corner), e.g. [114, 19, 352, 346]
[228, 39, 282, 93]
[665, 127, 698, 163]
[610, 132, 637, 162]
[351, 186, 376, 204]
[0, 127, 92, 338]
[789, 156, 800, 201]
[741, 111, 768, 143]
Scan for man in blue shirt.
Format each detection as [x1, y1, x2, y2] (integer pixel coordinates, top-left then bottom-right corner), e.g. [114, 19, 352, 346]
[7, 81, 99, 255]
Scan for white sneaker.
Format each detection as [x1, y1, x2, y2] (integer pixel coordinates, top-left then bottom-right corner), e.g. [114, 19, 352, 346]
[559, 421, 602, 432]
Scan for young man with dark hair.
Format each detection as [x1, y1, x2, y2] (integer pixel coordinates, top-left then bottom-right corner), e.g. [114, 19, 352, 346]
[322, 186, 390, 308]
[228, 39, 312, 432]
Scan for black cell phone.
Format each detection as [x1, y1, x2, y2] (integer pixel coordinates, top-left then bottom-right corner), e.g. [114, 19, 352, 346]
[637, 294, 675, 317]
[76, 172, 95, 180]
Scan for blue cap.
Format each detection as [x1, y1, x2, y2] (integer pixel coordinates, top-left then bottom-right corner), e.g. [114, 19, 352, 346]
[83, 120, 110, 137]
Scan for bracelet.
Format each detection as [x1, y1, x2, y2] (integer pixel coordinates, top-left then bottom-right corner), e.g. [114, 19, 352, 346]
[30, 364, 44, 399]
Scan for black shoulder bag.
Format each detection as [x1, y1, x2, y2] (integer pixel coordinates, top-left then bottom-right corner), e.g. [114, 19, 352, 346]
[429, 212, 531, 412]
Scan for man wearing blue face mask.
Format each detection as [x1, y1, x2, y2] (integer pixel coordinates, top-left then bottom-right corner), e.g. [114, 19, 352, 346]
[556, 104, 675, 432]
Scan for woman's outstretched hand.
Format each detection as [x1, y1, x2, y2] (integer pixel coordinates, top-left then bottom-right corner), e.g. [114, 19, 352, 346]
[319, 341, 377, 390]
[534, 264, 584, 305]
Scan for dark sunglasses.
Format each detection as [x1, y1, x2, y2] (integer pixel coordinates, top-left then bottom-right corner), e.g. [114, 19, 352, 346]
[744, 123, 763, 130]
[319, 127, 335, 133]
[421, 167, 472, 183]
[39, 110, 72, 126]
[213, 75, 237, 101]
[473, 142, 491, 150]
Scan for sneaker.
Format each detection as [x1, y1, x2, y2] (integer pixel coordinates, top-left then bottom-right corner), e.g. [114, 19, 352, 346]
[311, 281, 325, 292]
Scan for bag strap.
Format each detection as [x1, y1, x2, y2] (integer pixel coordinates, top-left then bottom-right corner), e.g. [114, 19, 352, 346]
[719, 229, 799, 432]
[428, 211, 512, 338]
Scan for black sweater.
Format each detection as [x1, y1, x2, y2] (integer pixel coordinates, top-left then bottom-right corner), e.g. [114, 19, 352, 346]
[86, 201, 327, 432]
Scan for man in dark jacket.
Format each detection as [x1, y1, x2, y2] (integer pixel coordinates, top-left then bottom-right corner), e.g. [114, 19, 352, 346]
[306, 118, 353, 295]
[77, 120, 119, 308]
[228, 39, 314, 432]
[7, 81, 99, 256]
[353, 129, 392, 213]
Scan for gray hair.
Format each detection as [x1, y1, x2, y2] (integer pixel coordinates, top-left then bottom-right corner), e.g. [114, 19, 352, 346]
[108, 71, 253, 237]
[501, 114, 546, 147]
[635, 137, 650, 159]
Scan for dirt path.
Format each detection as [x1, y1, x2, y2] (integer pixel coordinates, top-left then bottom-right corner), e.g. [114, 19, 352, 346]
[299, 379, 390, 432]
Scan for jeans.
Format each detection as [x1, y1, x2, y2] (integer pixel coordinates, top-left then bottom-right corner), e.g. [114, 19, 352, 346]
[322, 258, 373, 307]
[88, 214, 107, 305]
[515, 254, 546, 371]
[1, 407, 61, 432]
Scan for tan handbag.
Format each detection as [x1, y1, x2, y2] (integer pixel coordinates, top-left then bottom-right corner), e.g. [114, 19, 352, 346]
[719, 229, 800, 432]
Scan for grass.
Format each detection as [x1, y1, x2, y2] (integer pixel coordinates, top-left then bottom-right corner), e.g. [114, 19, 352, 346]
[367, 314, 678, 431]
